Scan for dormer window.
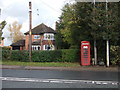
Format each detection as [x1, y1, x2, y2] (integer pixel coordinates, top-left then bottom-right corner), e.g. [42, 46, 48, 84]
[34, 35, 40, 39]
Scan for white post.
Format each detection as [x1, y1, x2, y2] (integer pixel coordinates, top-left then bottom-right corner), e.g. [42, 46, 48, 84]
[106, 40, 109, 67]
[93, 0, 95, 5]
[106, 0, 109, 67]
[94, 40, 97, 65]
[93, 0, 97, 65]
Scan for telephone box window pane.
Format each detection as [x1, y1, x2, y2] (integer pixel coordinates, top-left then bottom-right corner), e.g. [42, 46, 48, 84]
[83, 46, 88, 48]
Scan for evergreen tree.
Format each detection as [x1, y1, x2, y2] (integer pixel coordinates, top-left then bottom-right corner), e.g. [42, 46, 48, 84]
[56, 2, 119, 65]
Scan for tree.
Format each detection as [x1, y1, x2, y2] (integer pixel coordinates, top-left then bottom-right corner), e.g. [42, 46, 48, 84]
[0, 21, 6, 40]
[55, 3, 76, 49]
[55, 21, 70, 49]
[8, 21, 25, 43]
[56, 2, 119, 66]
[102, 2, 119, 67]
[88, 2, 106, 65]
[57, 3, 92, 49]
[60, 4, 77, 47]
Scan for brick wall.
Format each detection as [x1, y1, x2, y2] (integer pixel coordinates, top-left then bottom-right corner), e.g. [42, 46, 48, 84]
[42, 40, 55, 45]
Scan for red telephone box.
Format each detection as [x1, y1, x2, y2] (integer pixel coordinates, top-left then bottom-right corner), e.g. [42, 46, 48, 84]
[81, 41, 90, 66]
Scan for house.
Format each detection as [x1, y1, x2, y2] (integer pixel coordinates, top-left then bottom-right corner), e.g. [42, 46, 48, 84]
[0, 37, 4, 47]
[11, 23, 56, 50]
[10, 39, 25, 50]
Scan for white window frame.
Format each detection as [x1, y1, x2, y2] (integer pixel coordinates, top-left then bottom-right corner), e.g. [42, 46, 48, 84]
[32, 45, 41, 50]
[44, 33, 54, 40]
[43, 45, 54, 50]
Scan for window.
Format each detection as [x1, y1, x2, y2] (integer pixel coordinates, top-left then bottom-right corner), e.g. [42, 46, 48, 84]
[32, 45, 41, 50]
[34, 35, 40, 39]
[43, 45, 54, 50]
[44, 33, 54, 40]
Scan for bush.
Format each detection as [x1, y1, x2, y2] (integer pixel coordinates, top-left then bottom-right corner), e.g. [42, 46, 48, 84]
[110, 46, 120, 65]
[2, 50, 29, 62]
[32, 49, 79, 62]
[2, 49, 80, 62]
[61, 49, 79, 62]
[32, 50, 62, 62]
[2, 46, 11, 50]
[2, 50, 11, 60]
[2, 47, 120, 65]
[11, 50, 29, 62]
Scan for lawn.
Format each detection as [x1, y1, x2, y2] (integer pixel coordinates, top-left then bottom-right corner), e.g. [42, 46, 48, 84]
[1, 61, 80, 67]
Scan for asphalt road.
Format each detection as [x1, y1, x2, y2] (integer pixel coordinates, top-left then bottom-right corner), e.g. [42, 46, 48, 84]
[1, 69, 119, 88]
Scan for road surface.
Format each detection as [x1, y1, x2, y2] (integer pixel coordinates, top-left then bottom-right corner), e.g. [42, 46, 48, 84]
[1, 69, 119, 88]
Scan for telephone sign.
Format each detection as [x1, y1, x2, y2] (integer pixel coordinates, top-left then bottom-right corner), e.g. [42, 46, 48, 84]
[81, 41, 90, 66]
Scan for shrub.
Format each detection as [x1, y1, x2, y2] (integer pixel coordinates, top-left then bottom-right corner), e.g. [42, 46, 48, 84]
[32, 49, 79, 62]
[32, 50, 62, 62]
[2, 50, 29, 62]
[61, 49, 80, 62]
[11, 50, 29, 62]
[110, 46, 120, 65]
[2, 49, 80, 62]
[2, 46, 11, 50]
[2, 50, 11, 60]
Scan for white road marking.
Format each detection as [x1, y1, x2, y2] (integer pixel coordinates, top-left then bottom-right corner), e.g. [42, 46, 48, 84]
[102, 82, 108, 85]
[0, 77, 118, 85]
[64, 82, 75, 83]
[41, 80, 49, 83]
[96, 82, 102, 85]
[50, 81, 61, 83]
[92, 81, 95, 84]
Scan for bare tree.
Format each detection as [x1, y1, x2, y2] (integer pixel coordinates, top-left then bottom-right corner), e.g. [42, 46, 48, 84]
[8, 21, 25, 43]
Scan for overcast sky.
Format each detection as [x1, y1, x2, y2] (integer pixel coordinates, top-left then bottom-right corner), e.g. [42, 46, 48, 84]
[0, 0, 71, 46]
[1, 0, 119, 46]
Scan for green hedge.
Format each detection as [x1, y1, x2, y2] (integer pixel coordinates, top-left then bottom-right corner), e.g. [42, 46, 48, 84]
[11, 50, 29, 62]
[2, 50, 29, 62]
[2, 50, 11, 60]
[2, 48, 119, 65]
[61, 49, 79, 62]
[2, 46, 11, 50]
[2, 49, 80, 62]
[32, 50, 62, 62]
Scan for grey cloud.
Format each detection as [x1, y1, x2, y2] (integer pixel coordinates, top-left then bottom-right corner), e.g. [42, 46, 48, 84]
[3, 3, 28, 22]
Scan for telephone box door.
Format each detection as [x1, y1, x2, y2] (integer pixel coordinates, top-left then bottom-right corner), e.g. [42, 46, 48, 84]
[81, 41, 90, 66]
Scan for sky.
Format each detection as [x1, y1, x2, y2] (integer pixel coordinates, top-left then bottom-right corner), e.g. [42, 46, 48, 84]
[0, 0, 119, 46]
[0, 0, 71, 46]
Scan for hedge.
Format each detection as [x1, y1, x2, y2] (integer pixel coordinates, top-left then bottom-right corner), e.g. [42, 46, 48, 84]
[2, 50, 11, 60]
[2, 49, 80, 62]
[32, 50, 62, 62]
[11, 50, 29, 62]
[2, 48, 119, 65]
[61, 49, 79, 62]
[2, 50, 29, 62]
[2, 46, 11, 50]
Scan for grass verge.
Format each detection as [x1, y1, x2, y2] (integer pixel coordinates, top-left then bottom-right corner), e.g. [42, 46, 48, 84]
[1, 61, 80, 67]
